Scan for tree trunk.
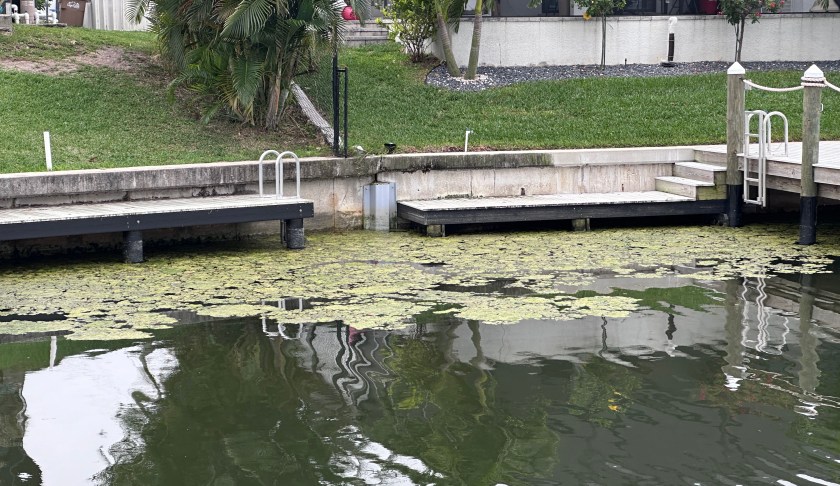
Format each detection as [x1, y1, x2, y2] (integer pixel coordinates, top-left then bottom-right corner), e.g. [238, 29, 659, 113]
[600, 16, 607, 70]
[491, 0, 501, 16]
[465, 0, 483, 80]
[265, 73, 282, 130]
[735, 18, 745, 62]
[435, 3, 461, 78]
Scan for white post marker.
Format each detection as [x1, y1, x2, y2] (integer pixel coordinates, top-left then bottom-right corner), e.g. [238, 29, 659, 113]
[43, 131, 53, 171]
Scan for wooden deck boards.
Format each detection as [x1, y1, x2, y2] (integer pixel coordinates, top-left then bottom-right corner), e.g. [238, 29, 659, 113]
[0, 195, 314, 241]
[398, 191, 726, 227]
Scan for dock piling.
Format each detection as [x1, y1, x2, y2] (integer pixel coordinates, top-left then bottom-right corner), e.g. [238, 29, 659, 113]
[284, 219, 305, 249]
[726, 62, 746, 227]
[799, 65, 824, 245]
[123, 230, 143, 263]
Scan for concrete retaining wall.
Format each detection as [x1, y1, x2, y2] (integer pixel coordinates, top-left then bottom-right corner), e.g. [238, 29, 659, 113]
[0, 147, 694, 258]
[433, 14, 840, 66]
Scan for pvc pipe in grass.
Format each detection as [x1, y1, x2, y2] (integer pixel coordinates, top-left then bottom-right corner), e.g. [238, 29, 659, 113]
[43, 131, 53, 171]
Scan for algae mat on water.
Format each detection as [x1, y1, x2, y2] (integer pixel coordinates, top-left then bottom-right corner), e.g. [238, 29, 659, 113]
[0, 225, 837, 340]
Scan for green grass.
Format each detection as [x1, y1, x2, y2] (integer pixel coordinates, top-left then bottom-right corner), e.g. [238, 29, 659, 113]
[0, 24, 157, 60]
[3, 27, 838, 174]
[0, 26, 326, 174]
[298, 43, 840, 154]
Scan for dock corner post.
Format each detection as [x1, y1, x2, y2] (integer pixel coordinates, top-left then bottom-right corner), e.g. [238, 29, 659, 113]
[284, 218, 305, 249]
[426, 224, 446, 237]
[726, 62, 746, 228]
[572, 218, 590, 231]
[123, 230, 144, 263]
[799, 65, 824, 246]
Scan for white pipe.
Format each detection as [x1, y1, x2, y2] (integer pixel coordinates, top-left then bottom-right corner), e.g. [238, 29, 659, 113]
[43, 131, 53, 171]
[49, 335, 57, 367]
[464, 129, 473, 153]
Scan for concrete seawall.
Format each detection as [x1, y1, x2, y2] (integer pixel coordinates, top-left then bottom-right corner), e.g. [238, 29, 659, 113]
[0, 147, 695, 258]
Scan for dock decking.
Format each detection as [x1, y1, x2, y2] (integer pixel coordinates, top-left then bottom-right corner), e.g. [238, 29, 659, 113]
[398, 191, 726, 230]
[0, 195, 314, 262]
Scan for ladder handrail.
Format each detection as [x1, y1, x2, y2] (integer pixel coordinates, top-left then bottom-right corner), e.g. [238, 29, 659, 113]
[742, 109, 788, 208]
[257, 150, 302, 199]
[763, 111, 790, 157]
[744, 110, 768, 207]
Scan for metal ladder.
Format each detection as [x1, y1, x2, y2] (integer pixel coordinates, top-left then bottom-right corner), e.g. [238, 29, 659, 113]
[743, 110, 790, 207]
[257, 150, 301, 198]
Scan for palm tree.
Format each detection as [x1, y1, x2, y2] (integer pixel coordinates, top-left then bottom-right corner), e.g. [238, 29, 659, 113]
[434, 0, 462, 77]
[464, 0, 483, 80]
[128, 0, 370, 129]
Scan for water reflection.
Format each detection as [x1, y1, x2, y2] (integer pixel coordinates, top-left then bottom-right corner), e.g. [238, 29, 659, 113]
[0, 274, 839, 485]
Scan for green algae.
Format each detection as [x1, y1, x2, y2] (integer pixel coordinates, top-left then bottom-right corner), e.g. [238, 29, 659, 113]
[1, 224, 839, 340]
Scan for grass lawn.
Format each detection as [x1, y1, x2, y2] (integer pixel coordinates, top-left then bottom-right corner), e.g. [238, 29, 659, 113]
[0, 26, 326, 174]
[2, 27, 838, 174]
[298, 44, 840, 154]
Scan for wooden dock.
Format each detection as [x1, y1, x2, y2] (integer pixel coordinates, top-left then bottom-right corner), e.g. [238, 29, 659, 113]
[0, 195, 314, 262]
[398, 161, 728, 235]
[399, 191, 723, 224]
[696, 142, 840, 200]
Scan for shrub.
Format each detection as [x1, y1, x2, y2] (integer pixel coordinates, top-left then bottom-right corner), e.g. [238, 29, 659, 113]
[377, 0, 437, 62]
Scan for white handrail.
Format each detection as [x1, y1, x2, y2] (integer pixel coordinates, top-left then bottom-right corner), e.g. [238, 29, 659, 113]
[763, 111, 790, 157]
[257, 150, 301, 199]
[278, 151, 301, 199]
[258, 150, 282, 198]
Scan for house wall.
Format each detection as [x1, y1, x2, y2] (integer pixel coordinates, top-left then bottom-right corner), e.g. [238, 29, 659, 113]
[81, 0, 151, 31]
[433, 13, 840, 66]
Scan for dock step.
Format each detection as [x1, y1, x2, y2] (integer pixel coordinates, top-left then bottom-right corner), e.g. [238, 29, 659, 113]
[694, 150, 728, 165]
[398, 191, 725, 228]
[655, 176, 725, 200]
[673, 162, 726, 184]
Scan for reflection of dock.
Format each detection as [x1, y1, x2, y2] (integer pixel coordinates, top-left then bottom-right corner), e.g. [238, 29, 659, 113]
[265, 322, 396, 406]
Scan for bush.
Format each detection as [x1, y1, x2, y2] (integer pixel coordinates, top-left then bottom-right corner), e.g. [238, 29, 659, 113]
[377, 0, 436, 63]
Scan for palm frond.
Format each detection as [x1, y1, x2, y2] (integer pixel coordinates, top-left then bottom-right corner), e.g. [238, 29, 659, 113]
[222, 0, 276, 39]
[230, 56, 264, 108]
[125, 0, 151, 24]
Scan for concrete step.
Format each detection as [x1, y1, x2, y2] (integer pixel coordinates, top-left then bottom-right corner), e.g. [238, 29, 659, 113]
[345, 37, 391, 46]
[674, 161, 726, 185]
[655, 176, 725, 200]
[694, 150, 727, 165]
[346, 29, 389, 37]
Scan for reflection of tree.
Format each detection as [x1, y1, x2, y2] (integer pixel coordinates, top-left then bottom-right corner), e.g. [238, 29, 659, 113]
[368, 321, 560, 485]
[566, 357, 641, 428]
[100, 321, 351, 485]
[0, 369, 42, 485]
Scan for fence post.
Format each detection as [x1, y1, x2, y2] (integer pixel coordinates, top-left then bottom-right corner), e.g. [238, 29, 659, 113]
[726, 62, 746, 227]
[799, 65, 824, 245]
[332, 48, 340, 157]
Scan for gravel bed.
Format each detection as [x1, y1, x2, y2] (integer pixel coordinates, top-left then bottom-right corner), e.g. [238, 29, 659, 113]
[426, 60, 840, 92]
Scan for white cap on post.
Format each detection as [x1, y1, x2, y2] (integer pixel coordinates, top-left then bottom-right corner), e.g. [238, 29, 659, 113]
[668, 16, 678, 34]
[727, 62, 745, 75]
[802, 64, 825, 85]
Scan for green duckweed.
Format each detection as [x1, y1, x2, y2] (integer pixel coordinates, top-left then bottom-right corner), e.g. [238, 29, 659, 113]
[0, 224, 837, 340]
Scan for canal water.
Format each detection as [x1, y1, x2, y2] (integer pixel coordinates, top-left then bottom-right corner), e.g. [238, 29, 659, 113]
[1, 227, 839, 485]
